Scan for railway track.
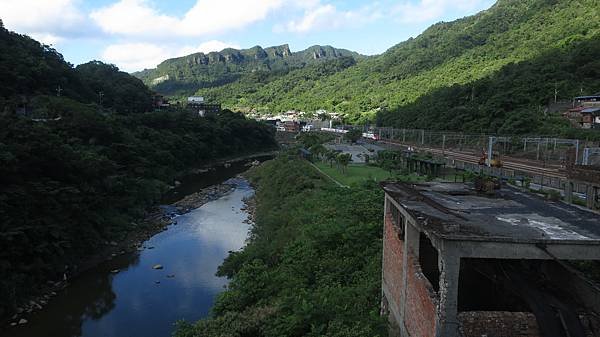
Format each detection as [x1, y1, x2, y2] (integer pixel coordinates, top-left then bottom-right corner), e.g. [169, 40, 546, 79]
[379, 139, 566, 179]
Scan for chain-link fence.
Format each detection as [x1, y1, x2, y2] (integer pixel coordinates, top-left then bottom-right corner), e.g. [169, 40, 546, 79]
[368, 127, 599, 166]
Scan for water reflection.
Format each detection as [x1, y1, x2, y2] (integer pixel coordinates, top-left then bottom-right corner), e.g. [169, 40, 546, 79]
[5, 179, 253, 337]
[4, 252, 139, 337]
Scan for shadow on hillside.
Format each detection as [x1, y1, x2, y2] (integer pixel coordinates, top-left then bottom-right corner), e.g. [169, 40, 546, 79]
[376, 34, 600, 136]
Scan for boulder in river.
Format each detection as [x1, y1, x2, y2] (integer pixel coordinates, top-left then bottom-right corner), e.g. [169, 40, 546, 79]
[152, 264, 163, 270]
[18, 319, 27, 325]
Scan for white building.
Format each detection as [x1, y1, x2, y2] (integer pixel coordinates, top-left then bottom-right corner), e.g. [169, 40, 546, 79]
[187, 96, 204, 103]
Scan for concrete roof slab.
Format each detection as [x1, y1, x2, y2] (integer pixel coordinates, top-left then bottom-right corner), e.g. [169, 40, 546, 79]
[381, 182, 600, 245]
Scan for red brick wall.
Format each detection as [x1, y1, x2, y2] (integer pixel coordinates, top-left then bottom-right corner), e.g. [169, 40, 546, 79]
[383, 214, 404, 316]
[458, 311, 540, 337]
[404, 255, 438, 337]
[383, 213, 438, 337]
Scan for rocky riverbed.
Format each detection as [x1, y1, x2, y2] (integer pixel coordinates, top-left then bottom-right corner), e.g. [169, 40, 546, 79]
[241, 195, 257, 225]
[172, 183, 236, 213]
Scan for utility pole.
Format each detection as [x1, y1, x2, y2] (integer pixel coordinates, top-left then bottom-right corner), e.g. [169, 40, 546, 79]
[56, 85, 62, 97]
[442, 134, 446, 156]
[98, 91, 104, 106]
[554, 82, 559, 103]
[488, 137, 494, 167]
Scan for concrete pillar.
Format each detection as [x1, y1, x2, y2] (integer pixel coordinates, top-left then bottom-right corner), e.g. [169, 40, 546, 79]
[586, 185, 595, 209]
[442, 135, 446, 156]
[437, 249, 461, 337]
[565, 181, 574, 204]
[588, 185, 599, 210]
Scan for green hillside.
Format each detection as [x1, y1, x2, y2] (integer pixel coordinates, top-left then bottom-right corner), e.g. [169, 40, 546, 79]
[0, 21, 155, 115]
[134, 44, 364, 97]
[195, 0, 599, 134]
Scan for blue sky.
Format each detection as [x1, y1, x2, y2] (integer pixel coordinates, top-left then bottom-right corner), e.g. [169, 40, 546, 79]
[0, 0, 495, 72]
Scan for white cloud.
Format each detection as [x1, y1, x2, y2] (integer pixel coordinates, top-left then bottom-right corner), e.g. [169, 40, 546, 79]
[0, 0, 85, 44]
[282, 3, 382, 33]
[91, 0, 285, 39]
[29, 33, 65, 46]
[101, 40, 240, 72]
[393, 0, 492, 24]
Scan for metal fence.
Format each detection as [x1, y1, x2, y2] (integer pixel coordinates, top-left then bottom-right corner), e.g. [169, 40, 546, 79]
[368, 127, 599, 166]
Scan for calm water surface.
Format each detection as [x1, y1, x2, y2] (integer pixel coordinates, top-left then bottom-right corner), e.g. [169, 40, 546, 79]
[5, 175, 256, 337]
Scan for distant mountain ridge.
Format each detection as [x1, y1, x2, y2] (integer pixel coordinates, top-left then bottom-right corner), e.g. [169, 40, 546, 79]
[192, 0, 600, 136]
[134, 44, 364, 96]
[135, 0, 600, 136]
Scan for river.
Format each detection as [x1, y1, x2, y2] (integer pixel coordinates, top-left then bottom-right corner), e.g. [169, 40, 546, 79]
[5, 158, 267, 337]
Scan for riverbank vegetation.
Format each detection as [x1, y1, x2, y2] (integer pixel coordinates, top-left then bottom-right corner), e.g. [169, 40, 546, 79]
[0, 22, 278, 318]
[175, 155, 386, 337]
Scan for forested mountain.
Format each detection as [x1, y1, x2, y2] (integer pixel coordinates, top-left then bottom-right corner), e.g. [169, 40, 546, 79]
[134, 44, 364, 97]
[0, 21, 277, 318]
[183, 0, 599, 135]
[0, 22, 154, 115]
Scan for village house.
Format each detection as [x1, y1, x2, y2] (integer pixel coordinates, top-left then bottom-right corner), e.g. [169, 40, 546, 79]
[187, 96, 221, 117]
[153, 94, 170, 109]
[567, 94, 600, 129]
[283, 120, 300, 132]
[574, 94, 600, 107]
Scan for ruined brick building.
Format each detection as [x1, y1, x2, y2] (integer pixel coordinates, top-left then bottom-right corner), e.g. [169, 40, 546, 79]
[381, 182, 600, 337]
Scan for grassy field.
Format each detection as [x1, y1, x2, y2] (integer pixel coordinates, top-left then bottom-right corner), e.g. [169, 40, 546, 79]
[314, 162, 393, 186]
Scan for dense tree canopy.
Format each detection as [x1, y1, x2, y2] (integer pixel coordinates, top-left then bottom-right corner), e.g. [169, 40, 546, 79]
[75, 61, 154, 113]
[377, 34, 600, 135]
[0, 24, 154, 116]
[0, 24, 278, 317]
